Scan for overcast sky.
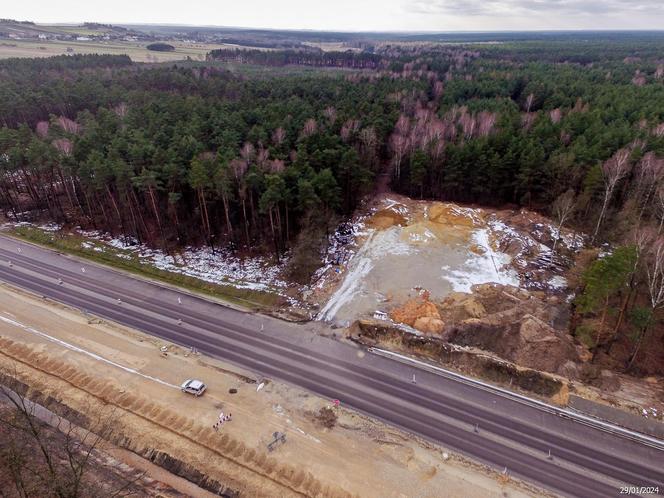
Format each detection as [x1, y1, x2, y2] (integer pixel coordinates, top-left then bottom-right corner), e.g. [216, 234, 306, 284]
[4, 0, 664, 31]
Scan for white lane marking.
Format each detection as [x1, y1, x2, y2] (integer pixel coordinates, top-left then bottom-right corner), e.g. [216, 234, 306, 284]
[0, 313, 179, 389]
[368, 347, 664, 451]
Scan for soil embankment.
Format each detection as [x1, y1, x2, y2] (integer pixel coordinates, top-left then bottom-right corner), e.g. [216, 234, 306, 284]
[349, 319, 566, 400]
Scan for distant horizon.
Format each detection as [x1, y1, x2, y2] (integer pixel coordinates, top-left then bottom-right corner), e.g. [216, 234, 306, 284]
[97, 25, 664, 35]
[4, 0, 664, 32]
[12, 20, 664, 36]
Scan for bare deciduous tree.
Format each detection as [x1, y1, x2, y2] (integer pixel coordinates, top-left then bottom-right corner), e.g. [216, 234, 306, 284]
[628, 236, 664, 369]
[114, 102, 128, 118]
[52, 139, 73, 156]
[525, 92, 535, 113]
[239, 142, 255, 163]
[571, 98, 589, 114]
[521, 112, 536, 131]
[633, 152, 664, 226]
[477, 111, 496, 137]
[35, 121, 50, 138]
[256, 147, 269, 169]
[549, 108, 562, 124]
[340, 119, 360, 142]
[269, 159, 285, 174]
[550, 189, 576, 260]
[359, 127, 378, 168]
[652, 123, 664, 138]
[323, 106, 337, 126]
[389, 133, 410, 180]
[0, 375, 141, 498]
[657, 185, 664, 234]
[645, 238, 664, 310]
[271, 127, 286, 146]
[655, 64, 664, 80]
[459, 110, 476, 139]
[612, 228, 652, 340]
[300, 118, 317, 138]
[632, 70, 646, 87]
[56, 116, 80, 135]
[592, 148, 632, 244]
[230, 159, 250, 244]
[395, 114, 410, 136]
[432, 80, 444, 100]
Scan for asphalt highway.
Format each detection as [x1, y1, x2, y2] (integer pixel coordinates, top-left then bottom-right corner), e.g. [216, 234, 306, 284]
[0, 235, 662, 497]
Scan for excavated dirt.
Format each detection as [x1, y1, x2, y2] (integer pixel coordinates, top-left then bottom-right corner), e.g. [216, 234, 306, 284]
[349, 277, 664, 420]
[389, 290, 444, 334]
[349, 319, 566, 399]
[438, 284, 579, 375]
[317, 194, 579, 325]
[385, 283, 579, 376]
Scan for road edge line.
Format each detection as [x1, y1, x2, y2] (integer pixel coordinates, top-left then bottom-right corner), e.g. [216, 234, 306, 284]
[368, 347, 664, 451]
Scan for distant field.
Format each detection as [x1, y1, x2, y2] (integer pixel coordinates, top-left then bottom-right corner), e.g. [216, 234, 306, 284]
[0, 39, 233, 62]
[0, 21, 121, 37]
[54, 26, 115, 36]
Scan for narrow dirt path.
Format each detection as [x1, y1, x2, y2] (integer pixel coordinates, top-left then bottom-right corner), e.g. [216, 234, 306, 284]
[374, 160, 395, 195]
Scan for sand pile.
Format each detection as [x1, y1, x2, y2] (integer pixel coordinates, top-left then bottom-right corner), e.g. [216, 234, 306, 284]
[440, 284, 581, 375]
[366, 207, 408, 229]
[387, 283, 582, 375]
[389, 291, 445, 334]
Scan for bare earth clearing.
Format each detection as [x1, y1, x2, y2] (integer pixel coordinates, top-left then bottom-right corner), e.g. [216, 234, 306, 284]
[314, 193, 578, 325]
[0, 284, 543, 498]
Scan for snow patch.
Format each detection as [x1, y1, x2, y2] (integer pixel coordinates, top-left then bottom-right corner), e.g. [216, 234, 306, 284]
[317, 228, 414, 321]
[80, 228, 290, 294]
[443, 228, 520, 292]
[38, 223, 63, 232]
[548, 275, 568, 289]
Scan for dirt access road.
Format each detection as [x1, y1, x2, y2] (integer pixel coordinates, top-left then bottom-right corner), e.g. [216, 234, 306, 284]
[0, 234, 662, 497]
[0, 285, 537, 498]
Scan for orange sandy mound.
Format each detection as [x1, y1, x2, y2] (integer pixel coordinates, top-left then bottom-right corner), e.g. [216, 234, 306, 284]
[390, 291, 445, 334]
[413, 316, 446, 334]
[428, 203, 481, 227]
[367, 208, 407, 229]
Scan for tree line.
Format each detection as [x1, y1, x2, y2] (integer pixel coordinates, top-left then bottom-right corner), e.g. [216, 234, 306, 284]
[0, 55, 417, 273]
[207, 48, 383, 69]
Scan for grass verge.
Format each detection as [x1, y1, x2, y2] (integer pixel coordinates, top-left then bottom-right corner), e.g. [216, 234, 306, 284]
[8, 226, 283, 312]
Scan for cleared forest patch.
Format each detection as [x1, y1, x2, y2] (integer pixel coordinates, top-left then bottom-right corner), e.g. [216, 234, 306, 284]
[316, 194, 580, 325]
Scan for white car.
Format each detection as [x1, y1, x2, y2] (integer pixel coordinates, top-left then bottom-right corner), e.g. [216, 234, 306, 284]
[180, 379, 207, 396]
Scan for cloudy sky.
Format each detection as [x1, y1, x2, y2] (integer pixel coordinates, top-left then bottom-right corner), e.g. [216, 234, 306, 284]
[4, 0, 664, 31]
